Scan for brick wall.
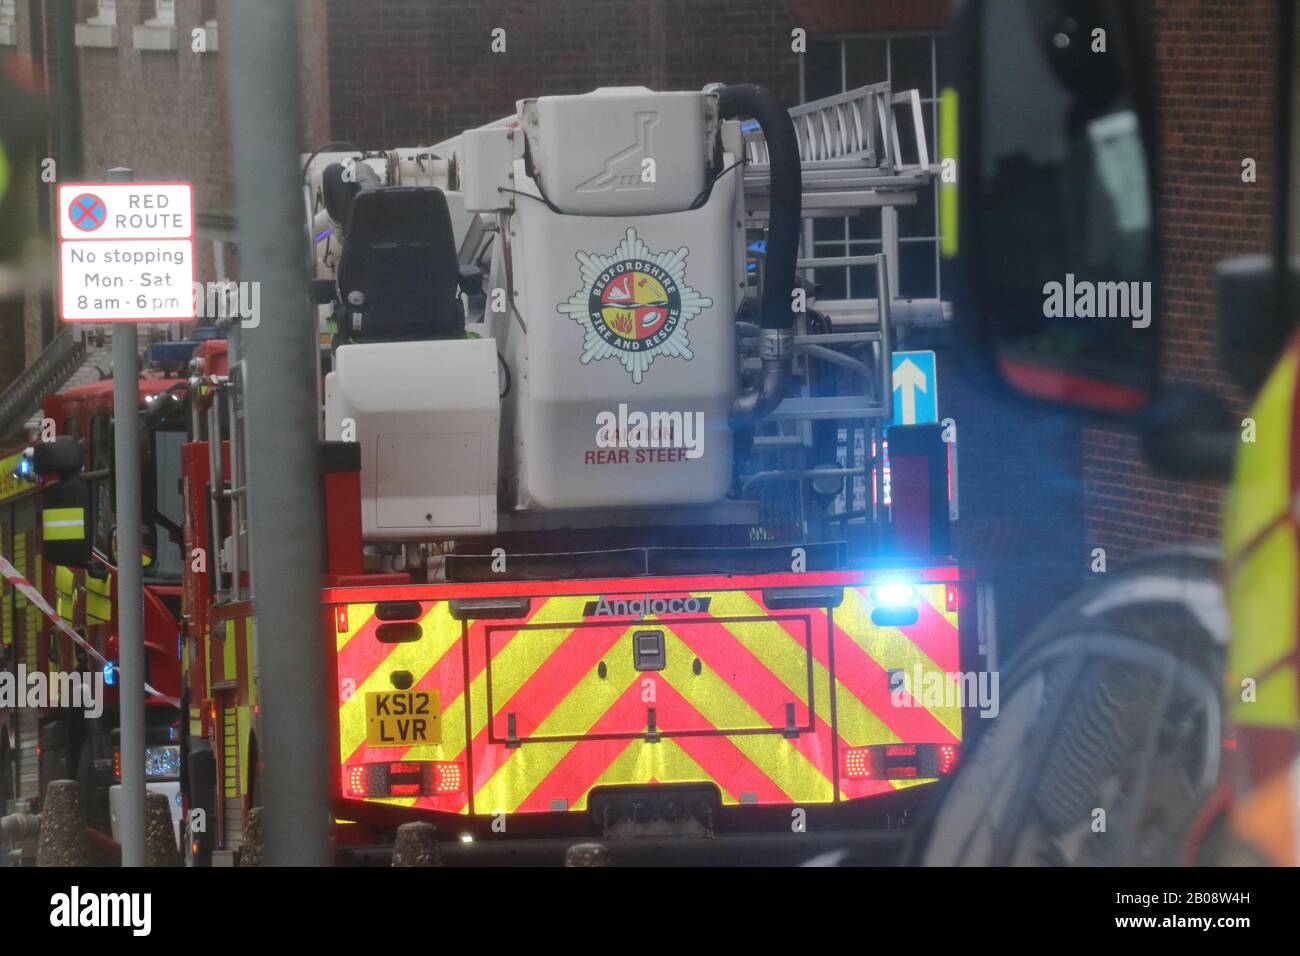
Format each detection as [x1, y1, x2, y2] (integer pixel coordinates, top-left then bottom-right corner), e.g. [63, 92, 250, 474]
[75, 0, 235, 216]
[0, 0, 332, 391]
[1083, 0, 1276, 558]
[324, 0, 800, 146]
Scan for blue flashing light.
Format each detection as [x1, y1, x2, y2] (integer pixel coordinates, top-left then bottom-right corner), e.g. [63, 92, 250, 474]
[102, 661, 117, 686]
[871, 582, 917, 607]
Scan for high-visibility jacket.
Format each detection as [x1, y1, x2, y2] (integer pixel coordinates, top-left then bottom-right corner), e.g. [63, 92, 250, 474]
[1222, 332, 1300, 864]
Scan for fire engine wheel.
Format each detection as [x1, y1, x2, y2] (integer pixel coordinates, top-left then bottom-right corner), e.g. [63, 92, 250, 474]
[913, 629, 1223, 866]
[909, 549, 1226, 867]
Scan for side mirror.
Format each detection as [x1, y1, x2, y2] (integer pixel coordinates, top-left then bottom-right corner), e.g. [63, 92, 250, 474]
[41, 474, 92, 569]
[949, 0, 1159, 416]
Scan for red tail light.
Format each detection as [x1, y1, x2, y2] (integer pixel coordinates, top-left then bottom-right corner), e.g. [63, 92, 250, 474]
[344, 761, 464, 798]
[844, 743, 958, 780]
[334, 605, 349, 633]
[937, 743, 958, 774]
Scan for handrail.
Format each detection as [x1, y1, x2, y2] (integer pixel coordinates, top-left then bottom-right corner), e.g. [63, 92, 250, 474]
[0, 329, 86, 439]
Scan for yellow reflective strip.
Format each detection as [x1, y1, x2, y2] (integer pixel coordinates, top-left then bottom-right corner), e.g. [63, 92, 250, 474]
[1224, 351, 1296, 558]
[654, 625, 829, 801]
[479, 620, 831, 809]
[694, 590, 818, 706]
[238, 705, 251, 796]
[836, 589, 963, 739]
[939, 87, 959, 258]
[25, 555, 39, 665]
[85, 591, 112, 624]
[477, 648, 638, 813]
[246, 620, 257, 709]
[336, 603, 377, 653]
[337, 602, 460, 760]
[84, 571, 111, 596]
[12, 534, 27, 607]
[223, 621, 237, 681]
[471, 596, 595, 737]
[44, 523, 84, 542]
[221, 704, 239, 798]
[1234, 666, 1299, 729]
[531, 626, 640, 739]
[0, 136, 9, 201]
[1228, 522, 1299, 727]
[55, 564, 74, 594]
[579, 738, 710, 809]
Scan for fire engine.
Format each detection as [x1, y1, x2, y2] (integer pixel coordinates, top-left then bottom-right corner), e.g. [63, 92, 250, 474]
[13, 78, 982, 865]
[187, 79, 980, 865]
[0, 363, 186, 863]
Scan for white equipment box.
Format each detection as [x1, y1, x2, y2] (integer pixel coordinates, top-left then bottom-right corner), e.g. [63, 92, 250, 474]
[325, 338, 500, 539]
[523, 87, 710, 216]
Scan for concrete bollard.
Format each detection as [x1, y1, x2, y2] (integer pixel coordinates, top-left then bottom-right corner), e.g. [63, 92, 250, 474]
[238, 807, 264, 867]
[145, 792, 180, 867]
[391, 821, 439, 867]
[36, 780, 88, 867]
[565, 842, 611, 867]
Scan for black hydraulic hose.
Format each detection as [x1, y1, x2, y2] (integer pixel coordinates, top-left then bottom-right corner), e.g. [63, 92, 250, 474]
[716, 84, 801, 424]
[717, 84, 801, 331]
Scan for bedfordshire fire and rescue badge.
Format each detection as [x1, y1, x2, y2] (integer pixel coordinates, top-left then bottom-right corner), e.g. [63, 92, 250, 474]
[558, 227, 713, 384]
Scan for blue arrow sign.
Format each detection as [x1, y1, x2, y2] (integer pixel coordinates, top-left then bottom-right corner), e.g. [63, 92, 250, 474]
[891, 350, 938, 426]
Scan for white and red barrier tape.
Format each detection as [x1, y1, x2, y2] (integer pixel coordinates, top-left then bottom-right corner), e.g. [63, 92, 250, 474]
[0, 553, 180, 707]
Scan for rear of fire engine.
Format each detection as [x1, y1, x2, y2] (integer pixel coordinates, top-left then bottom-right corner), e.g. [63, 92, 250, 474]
[187, 80, 981, 863]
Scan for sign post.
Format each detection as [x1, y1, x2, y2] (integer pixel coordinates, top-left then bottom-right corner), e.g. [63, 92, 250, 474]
[58, 169, 194, 867]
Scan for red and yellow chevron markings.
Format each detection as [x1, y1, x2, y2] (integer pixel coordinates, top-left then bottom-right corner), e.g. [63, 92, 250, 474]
[332, 577, 965, 819]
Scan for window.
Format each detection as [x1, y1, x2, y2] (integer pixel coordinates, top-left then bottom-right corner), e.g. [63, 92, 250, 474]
[802, 33, 946, 301]
[75, 0, 117, 48]
[89, 415, 114, 557]
[0, 1, 16, 48]
[145, 428, 185, 583]
[135, 0, 177, 51]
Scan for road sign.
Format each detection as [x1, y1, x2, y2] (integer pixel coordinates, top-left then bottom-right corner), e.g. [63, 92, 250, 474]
[891, 350, 938, 426]
[67, 192, 107, 232]
[57, 181, 195, 323]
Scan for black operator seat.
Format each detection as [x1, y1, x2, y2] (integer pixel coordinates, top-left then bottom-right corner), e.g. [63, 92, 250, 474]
[333, 182, 466, 343]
